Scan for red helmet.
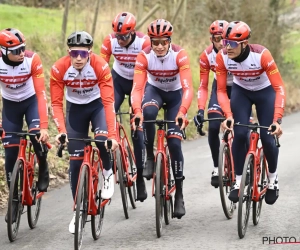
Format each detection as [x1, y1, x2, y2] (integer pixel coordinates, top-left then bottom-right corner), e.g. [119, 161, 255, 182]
[222, 21, 251, 41]
[112, 12, 136, 34]
[209, 20, 228, 35]
[147, 19, 173, 38]
[0, 28, 25, 48]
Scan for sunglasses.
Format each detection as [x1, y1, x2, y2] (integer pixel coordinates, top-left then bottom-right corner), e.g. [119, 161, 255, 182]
[151, 39, 170, 46]
[212, 36, 222, 43]
[115, 33, 131, 41]
[68, 49, 90, 58]
[9, 46, 25, 55]
[222, 39, 246, 48]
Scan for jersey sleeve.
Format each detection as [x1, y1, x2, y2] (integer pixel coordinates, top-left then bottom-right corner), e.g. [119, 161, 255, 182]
[31, 53, 48, 129]
[50, 61, 67, 133]
[261, 49, 286, 121]
[131, 52, 148, 113]
[100, 35, 112, 63]
[94, 58, 117, 140]
[176, 50, 193, 115]
[198, 51, 211, 110]
[216, 52, 232, 118]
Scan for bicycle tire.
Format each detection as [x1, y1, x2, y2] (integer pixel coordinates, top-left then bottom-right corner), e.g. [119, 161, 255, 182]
[125, 143, 137, 209]
[7, 159, 24, 242]
[164, 147, 173, 225]
[74, 165, 88, 250]
[237, 154, 253, 239]
[28, 155, 42, 229]
[155, 153, 164, 238]
[218, 142, 234, 219]
[253, 151, 266, 225]
[117, 149, 129, 219]
[91, 163, 105, 240]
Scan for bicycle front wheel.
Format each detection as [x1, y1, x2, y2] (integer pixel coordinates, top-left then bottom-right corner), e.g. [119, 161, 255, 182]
[91, 163, 105, 240]
[253, 150, 267, 225]
[74, 165, 88, 250]
[155, 153, 164, 238]
[7, 159, 24, 242]
[164, 146, 173, 225]
[116, 149, 129, 219]
[28, 155, 42, 229]
[237, 154, 253, 239]
[125, 143, 137, 209]
[218, 142, 234, 219]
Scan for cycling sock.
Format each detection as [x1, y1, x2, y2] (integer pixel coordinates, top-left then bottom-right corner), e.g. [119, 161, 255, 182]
[236, 175, 242, 184]
[268, 171, 277, 182]
[103, 168, 112, 177]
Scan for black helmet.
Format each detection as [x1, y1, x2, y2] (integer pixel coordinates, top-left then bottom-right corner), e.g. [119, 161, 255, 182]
[67, 31, 93, 47]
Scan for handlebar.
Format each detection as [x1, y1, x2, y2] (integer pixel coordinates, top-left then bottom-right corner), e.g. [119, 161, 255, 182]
[234, 122, 280, 147]
[0, 129, 52, 153]
[141, 118, 186, 140]
[56, 134, 113, 159]
[195, 116, 225, 136]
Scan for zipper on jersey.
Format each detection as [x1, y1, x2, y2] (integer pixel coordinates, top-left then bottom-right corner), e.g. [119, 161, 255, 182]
[161, 59, 167, 91]
[79, 71, 82, 94]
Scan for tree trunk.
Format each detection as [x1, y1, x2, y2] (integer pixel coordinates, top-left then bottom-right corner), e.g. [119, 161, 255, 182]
[61, 0, 70, 52]
[92, 0, 101, 37]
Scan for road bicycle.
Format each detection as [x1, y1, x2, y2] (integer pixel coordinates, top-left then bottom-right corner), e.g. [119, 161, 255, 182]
[0, 129, 51, 242]
[115, 111, 137, 219]
[236, 123, 280, 239]
[139, 105, 185, 238]
[57, 135, 113, 250]
[196, 117, 236, 219]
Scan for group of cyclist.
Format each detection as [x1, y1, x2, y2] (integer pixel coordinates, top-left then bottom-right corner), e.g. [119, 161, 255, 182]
[0, 11, 285, 233]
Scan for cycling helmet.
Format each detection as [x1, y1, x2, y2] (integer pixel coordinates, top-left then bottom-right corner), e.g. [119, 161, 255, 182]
[0, 28, 25, 48]
[112, 12, 136, 34]
[209, 20, 228, 35]
[222, 21, 251, 41]
[67, 31, 93, 47]
[147, 19, 173, 38]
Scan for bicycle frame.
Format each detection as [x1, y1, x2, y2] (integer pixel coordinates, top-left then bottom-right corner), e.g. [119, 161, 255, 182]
[18, 137, 44, 206]
[247, 130, 269, 202]
[0, 131, 49, 207]
[73, 143, 109, 216]
[222, 130, 235, 186]
[151, 126, 175, 200]
[115, 120, 137, 186]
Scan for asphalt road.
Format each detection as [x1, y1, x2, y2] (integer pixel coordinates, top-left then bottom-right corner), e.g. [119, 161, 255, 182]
[0, 112, 299, 250]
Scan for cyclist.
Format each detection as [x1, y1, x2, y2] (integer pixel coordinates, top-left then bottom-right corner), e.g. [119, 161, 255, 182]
[0, 28, 49, 223]
[216, 21, 285, 205]
[100, 12, 150, 201]
[131, 19, 193, 218]
[50, 31, 118, 233]
[194, 20, 231, 188]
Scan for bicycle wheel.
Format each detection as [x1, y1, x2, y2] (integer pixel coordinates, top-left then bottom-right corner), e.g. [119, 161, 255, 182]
[155, 153, 164, 238]
[218, 142, 235, 219]
[91, 163, 105, 240]
[253, 151, 267, 225]
[74, 165, 88, 250]
[125, 143, 137, 209]
[116, 149, 129, 219]
[164, 147, 173, 225]
[237, 154, 253, 239]
[28, 155, 42, 229]
[7, 159, 24, 242]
